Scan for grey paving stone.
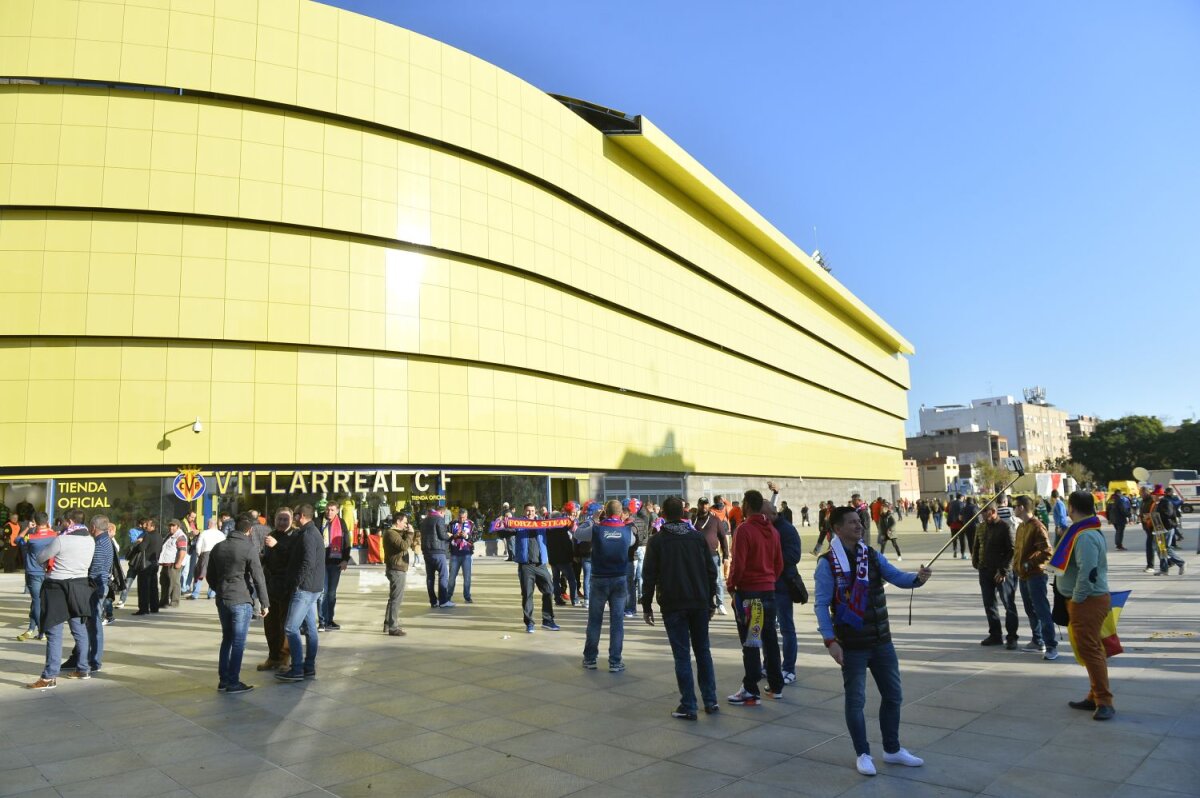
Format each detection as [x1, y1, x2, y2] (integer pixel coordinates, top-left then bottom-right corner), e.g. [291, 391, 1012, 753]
[1126, 755, 1200, 796]
[189, 767, 315, 798]
[440, 716, 538, 745]
[165, 751, 276, 788]
[0, 765, 52, 797]
[896, 702, 981, 729]
[542, 742, 657, 781]
[922, 730, 1042, 764]
[370, 731, 477, 765]
[837, 778, 979, 798]
[250, 731, 359, 767]
[1149, 735, 1199, 764]
[55, 766, 180, 798]
[468, 762, 593, 798]
[744, 755, 868, 797]
[873, 749, 1022, 792]
[608, 760, 734, 798]
[412, 747, 526, 785]
[286, 750, 400, 789]
[982, 767, 1122, 798]
[670, 739, 791, 777]
[1018, 744, 1146, 783]
[327, 765, 456, 798]
[36, 749, 146, 786]
[486, 729, 591, 764]
[723, 720, 839, 755]
[958, 711, 1072, 742]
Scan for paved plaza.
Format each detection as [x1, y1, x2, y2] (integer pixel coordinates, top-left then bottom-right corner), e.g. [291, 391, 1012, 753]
[1, 516, 1198, 798]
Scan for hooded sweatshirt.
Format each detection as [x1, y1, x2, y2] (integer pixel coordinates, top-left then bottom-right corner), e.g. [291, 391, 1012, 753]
[640, 519, 717, 613]
[728, 514, 784, 593]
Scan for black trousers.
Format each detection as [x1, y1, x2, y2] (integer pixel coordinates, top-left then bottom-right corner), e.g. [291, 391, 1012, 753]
[518, 563, 555, 626]
[1113, 522, 1126, 549]
[138, 564, 160, 613]
[979, 568, 1018, 640]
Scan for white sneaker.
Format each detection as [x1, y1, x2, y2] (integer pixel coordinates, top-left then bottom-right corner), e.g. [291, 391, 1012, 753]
[896, 556, 903, 561]
[856, 754, 876, 776]
[717, 605, 728, 615]
[1144, 567, 1157, 574]
[882, 748, 924, 767]
[783, 671, 796, 685]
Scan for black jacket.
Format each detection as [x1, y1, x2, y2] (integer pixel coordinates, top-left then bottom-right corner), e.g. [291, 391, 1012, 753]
[628, 512, 649, 561]
[262, 528, 297, 592]
[288, 521, 325, 593]
[207, 533, 270, 609]
[420, 511, 450, 555]
[641, 521, 717, 613]
[975, 519, 1015, 573]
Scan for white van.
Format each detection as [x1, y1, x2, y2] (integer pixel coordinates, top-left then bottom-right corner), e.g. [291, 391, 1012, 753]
[1147, 469, 1200, 513]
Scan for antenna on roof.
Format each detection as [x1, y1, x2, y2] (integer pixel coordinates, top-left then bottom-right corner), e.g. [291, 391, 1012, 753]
[1022, 386, 1047, 405]
[810, 227, 831, 273]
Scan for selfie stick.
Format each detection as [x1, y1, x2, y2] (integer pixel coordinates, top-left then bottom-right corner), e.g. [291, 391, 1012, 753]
[924, 456, 1026, 569]
[907, 457, 1026, 627]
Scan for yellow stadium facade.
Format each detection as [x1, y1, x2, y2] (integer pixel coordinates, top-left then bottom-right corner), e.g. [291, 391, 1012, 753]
[0, 0, 912, 530]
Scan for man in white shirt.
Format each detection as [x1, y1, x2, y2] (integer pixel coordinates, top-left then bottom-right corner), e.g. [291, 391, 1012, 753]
[190, 517, 226, 600]
[158, 520, 187, 608]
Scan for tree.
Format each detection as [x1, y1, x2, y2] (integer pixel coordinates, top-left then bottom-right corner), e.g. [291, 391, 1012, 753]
[1158, 419, 1200, 469]
[1036, 456, 1095, 488]
[973, 461, 1009, 494]
[1070, 415, 1167, 484]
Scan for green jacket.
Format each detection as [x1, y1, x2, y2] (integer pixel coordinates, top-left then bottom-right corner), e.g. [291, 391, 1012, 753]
[1058, 529, 1108, 603]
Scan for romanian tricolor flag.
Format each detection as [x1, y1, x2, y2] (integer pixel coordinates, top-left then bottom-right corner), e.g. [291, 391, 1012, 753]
[1068, 590, 1131, 665]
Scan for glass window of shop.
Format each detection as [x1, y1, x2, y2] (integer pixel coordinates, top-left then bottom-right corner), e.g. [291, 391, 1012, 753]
[50, 476, 198, 552]
[206, 471, 580, 536]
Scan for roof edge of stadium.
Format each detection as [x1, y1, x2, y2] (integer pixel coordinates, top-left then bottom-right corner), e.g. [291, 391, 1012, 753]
[549, 94, 642, 133]
[551, 94, 913, 357]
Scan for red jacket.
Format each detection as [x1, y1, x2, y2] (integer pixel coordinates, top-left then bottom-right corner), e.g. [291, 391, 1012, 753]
[728, 514, 783, 593]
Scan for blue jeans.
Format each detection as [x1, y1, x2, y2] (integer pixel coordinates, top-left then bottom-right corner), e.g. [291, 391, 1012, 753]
[842, 642, 902, 756]
[425, 552, 449, 606]
[734, 590, 782, 694]
[663, 608, 717, 713]
[1019, 574, 1057, 649]
[43, 616, 88, 679]
[583, 575, 626, 665]
[25, 572, 45, 632]
[284, 588, 320, 672]
[775, 588, 797, 673]
[627, 548, 645, 602]
[216, 600, 253, 686]
[72, 577, 106, 671]
[181, 554, 193, 593]
[448, 553, 473, 601]
[581, 558, 592, 600]
[321, 563, 343, 624]
[712, 554, 727, 605]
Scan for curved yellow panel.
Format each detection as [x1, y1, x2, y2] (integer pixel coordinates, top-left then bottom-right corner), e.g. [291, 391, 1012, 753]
[0, 209, 903, 447]
[0, 86, 908, 417]
[0, 337, 899, 479]
[0, 0, 909, 376]
[0, 0, 911, 481]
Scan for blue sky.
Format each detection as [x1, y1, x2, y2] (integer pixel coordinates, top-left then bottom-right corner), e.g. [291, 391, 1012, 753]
[331, 1, 1200, 432]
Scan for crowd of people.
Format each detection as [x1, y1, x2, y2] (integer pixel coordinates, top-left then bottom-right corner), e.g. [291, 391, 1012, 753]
[9, 480, 1165, 777]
